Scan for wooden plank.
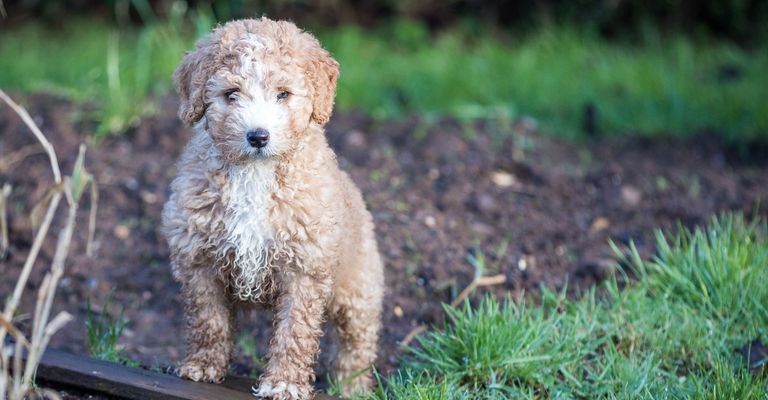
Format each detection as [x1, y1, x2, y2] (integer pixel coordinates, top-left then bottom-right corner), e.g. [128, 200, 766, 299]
[29, 346, 256, 400]
[8, 341, 338, 400]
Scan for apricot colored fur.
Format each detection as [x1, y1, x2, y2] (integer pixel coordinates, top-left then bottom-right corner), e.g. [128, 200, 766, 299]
[161, 17, 384, 399]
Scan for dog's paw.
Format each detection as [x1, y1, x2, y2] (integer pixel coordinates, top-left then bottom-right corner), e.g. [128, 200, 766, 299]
[339, 374, 373, 398]
[178, 359, 226, 383]
[252, 380, 312, 399]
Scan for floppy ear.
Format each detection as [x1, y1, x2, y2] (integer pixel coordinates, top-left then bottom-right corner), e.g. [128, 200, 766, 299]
[173, 40, 218, 126]
[304, 45, 340, 126]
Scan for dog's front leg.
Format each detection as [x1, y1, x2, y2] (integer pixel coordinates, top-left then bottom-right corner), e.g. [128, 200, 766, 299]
[177, 265, 233, 383]
[255, 272, 331, 400]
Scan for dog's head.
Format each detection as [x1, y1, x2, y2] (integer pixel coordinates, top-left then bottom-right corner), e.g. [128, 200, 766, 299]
[174, 18, 339, 162]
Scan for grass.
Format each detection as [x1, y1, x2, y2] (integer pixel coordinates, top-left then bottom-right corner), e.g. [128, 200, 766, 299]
[0, 8, 213, 136]
[85, 295, 138, 367]
[1, 18, 767, 139]
[328, 22, 768, 140]
[363, 213, 768, 399]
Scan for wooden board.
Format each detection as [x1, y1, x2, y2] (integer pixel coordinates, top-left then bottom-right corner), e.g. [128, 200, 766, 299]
[8, 341, 338, 400]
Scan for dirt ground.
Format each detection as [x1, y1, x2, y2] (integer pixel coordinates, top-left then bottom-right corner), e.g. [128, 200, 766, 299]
[1, 93, 767, 394]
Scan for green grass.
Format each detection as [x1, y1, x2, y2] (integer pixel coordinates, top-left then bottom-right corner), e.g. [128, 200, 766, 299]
[328, 22, 768, 140]
[0, 10, 213, 136]
[363, 214, 768, 399]
[1, 18, 767, 139]
[85, 295, 139, 367]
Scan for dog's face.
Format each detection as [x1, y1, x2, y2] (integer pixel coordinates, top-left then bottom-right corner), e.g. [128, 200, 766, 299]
[174, 19, 339, 163]
[203, 46, 313, 161]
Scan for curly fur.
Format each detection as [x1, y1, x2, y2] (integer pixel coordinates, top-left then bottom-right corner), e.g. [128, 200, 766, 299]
[161, 17, 384, 399]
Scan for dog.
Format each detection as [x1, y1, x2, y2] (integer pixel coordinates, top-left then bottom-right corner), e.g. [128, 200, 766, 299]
[161, 17, 384, 399]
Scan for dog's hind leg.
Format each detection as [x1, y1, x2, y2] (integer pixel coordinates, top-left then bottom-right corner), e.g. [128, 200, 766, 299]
[176, 264, 234, 383]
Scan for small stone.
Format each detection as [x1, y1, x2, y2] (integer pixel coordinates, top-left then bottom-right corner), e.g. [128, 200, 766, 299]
[140, 190, 158, 204]
[491, 170, 517, 188]
[113, 225, 130, 240]
[124, 177, 139, 191]
[621, 185, 642, 207]
[86, 277, 98, 289]
[393, 305, 404, 318]
[427, 168, 440, 180]
[346, 130, 366, 148]
[518, 255, 536, 271]
[424, 215, 436, 228]
[555, 245, 567, 256]
[590, 217, 610, 233]
[470, 221, 495, 236]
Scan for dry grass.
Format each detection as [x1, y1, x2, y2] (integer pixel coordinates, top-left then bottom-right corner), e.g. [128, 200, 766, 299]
[0, 89, 97, 400]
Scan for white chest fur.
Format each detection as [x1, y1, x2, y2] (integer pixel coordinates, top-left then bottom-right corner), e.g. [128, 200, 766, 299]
[220, 161, 277, 301]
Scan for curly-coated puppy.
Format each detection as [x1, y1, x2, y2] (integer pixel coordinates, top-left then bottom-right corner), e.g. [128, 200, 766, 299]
[161, 17, 383, 399]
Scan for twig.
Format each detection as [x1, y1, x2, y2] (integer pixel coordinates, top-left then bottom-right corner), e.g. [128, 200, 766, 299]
[0, 89, 65, 332]
[0, 317, 28, 350]
[0, 90, 61, 184]
[0, 187, 61, 344]
[85, 158, 98, 257]
[0, 184, 10, 259]
[400, 273, 507, 347]
[25, 192, 79, 385]
[450, 274, 506, 308]
[399, 325, 427, 348]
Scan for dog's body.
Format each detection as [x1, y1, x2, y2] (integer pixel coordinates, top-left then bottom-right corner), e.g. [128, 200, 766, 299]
[161, 18, 383, 399]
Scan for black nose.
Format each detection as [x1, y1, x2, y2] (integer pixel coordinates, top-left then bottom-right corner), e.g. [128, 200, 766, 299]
[246, 128, 269, 148]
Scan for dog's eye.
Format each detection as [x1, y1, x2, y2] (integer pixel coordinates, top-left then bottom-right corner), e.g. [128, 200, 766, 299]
[276, 91, 290, 101]
[224, 89, 239, 103]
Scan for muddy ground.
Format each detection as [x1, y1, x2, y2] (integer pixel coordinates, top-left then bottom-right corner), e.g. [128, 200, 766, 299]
[1, 94, 767, 395]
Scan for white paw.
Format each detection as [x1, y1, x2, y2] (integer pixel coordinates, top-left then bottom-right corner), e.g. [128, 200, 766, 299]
[252, 381, 306, 399]
[178, 360, 226, 383]
[178, 362, 204, 382]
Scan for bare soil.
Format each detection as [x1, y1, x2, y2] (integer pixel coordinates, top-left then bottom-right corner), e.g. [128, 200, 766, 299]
[1, 93, 767, 394]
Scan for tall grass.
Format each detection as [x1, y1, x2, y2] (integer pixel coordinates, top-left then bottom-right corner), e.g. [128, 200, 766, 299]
[368, 214, 768, 399]
[324, 21, 768, 139]
[0, 90, 97, 400]
[1, 18, 767, 139]
[84, 296, 137, 367]
[0, 8, 212, 136]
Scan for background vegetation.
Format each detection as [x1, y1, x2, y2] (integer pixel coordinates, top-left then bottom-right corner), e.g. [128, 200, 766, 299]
[364, 214, 768, 399]
[1, 0, 767, 139]
[2, 1, 767, 398]
[8, 0, 768, 42]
